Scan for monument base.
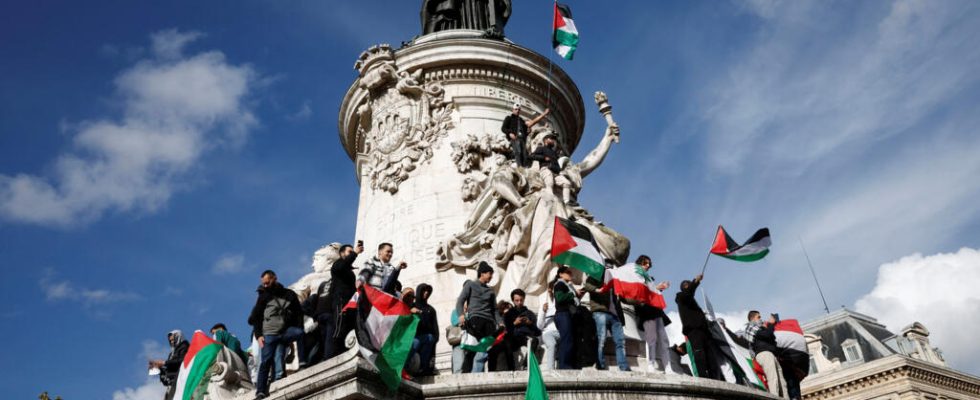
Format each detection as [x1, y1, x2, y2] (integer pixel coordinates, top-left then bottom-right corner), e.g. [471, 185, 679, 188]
[239, 346, 779, 400]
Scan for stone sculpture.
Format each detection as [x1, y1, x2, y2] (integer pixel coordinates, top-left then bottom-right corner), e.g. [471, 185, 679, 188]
[203, 345, 254, 400]
[352, 45, 455, 194]
[421, 0, 512, 37]
[289, 243, 341, 293]
[436, 92, 629, 297]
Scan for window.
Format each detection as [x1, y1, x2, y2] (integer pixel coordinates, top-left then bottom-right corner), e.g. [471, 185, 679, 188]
[841, 338, 864, 363]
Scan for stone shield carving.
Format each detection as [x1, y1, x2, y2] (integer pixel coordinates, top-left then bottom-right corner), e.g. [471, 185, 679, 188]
[354, 45, 455, 194]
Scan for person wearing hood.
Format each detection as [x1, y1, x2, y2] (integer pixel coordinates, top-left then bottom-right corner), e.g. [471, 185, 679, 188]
[247, 269, 306, 399]
[410, 283, 439, 376]
[148, 329, 189, 400]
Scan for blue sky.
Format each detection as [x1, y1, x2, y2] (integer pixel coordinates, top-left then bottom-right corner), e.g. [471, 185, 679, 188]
[2, 1, 979, 398]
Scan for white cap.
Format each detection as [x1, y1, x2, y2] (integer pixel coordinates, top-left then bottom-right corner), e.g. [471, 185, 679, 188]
[512, 102, 521, 109]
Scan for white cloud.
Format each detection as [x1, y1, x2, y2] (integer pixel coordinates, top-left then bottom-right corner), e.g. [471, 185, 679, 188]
[112, 378, 166, 400]
[0, 28, 257, 227]
[855, 247, 980, 374]
[140, 339, 169, 361]
[212, 253, 245, 275]
[287, 100, 313, 121]
[40, 271, 140, 306]
[150, 29, 203, 59]
[701, 0, 980, 174]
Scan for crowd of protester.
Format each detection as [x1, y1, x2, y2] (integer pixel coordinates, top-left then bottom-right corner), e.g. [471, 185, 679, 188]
[152, 242, 809, 400]
[151, 244, 806, 400]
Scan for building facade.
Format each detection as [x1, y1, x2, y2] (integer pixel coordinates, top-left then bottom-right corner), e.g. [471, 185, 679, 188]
[801, 309, 980, 399]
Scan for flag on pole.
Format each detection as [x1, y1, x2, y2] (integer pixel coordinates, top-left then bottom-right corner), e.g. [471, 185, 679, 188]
[551, 217, 605, 281]
[173, 331, 223, 400]
[552, 3, 579, 60]
[355, 285, 420, 391]
[601, 263, 667, 309]
[710, 226, 772, 262]
[525, 352, 549, 400]
[703, 294, 767, 389]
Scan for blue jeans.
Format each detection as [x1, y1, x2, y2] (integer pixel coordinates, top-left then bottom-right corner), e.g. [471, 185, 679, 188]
[266, 326, 306, 381]
[408, 334, 436, 375]
[594, 312, 629, 371]
[555, 311, 575, 369]
[257, 334, 283, 395]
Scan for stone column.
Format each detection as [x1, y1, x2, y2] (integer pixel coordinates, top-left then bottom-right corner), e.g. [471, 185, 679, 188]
[337, 31, 585, 368]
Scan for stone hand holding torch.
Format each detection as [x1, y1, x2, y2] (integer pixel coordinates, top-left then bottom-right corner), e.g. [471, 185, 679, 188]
[594, 91, 620, 143]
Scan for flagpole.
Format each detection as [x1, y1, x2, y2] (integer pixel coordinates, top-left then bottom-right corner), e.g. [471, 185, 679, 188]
[799, 236, 830, 314]
[546, 0, 556, 108]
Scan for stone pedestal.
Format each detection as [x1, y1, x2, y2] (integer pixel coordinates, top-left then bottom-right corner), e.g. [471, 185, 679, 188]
[337, 31, 586, 367]
[237, 348, 780, 400]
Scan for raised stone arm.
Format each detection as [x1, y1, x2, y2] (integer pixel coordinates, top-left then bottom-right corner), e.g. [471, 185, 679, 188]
[577, 92, 620, 178]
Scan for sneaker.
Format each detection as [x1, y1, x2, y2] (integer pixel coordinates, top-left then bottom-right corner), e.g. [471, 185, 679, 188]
[255, 392, 269, 399]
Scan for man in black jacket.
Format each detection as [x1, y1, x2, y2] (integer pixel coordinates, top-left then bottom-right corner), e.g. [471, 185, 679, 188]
[248, 270, 306, 398]
[504, 288, 540, 370]
[500, 103, 549, 167]
[675, 273, 721, 380]
[149, 329, 188, 400]
[314, 242, 363, 362]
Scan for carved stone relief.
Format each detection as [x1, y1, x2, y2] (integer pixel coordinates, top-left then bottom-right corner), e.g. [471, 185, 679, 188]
[353, 45, 455, 194]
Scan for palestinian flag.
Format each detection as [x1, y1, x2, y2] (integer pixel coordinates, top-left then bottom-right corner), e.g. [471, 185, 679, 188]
[552, 3, 579, 60]
[342, 291, 359, 312]
[525, 352, 549, 400]
[601, 263, 666, 309]
[173, 331, 223, 400]
[703, 295, 767, 389]
[355, 285, 419, 391]
[710, 226, 771, 262]
[551, 216, 605, 281]
[460, 330, 506, 354]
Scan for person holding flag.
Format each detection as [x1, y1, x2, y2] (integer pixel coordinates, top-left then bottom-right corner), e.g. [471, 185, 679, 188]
[675, 273, 722, 380]
[632, 255, 674, 374]
[456, 261, 504, 373]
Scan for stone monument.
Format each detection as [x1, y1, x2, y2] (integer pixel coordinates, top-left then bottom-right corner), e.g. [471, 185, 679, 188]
[250, 3, 784, 399]
[336, 8, 643, 367]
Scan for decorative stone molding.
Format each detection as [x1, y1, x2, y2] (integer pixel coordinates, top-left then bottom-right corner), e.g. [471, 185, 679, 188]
[350, 44, 456, 194]
[449, 131, 510, 202]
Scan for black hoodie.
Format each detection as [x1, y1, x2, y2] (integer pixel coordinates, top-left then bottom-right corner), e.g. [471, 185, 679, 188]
[414, 283, 439, 341]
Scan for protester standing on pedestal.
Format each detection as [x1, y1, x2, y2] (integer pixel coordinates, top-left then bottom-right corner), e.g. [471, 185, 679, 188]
[359, 242, 406, 296]
[456, 262, 503, 373]
[321, 242, 363, 361]
[634, 255, 673, 373]
[148, 330, 188, 400]
[553, 266, 583, 370]
[248, 270, 306, 399]
[500, 103, 550, 167]
[675, 273, 721, 380]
